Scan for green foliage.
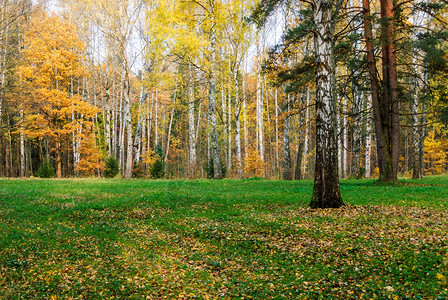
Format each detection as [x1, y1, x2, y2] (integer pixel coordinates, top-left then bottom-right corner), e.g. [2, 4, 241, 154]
[36, 160, 55, 178]
[205, 158, 226, 179]
[0, 177, 447, 298]
[103, 156, 119, 178]
[150, 144, 165, 179]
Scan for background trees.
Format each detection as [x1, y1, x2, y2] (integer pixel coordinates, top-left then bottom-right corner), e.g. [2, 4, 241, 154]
[0, 0, 446, 180]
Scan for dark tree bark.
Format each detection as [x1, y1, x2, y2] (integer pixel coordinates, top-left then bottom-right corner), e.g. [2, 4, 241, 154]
[362, 0, 399, 182]
[283, 100, 292, 180]
[295, 140, 304, 180]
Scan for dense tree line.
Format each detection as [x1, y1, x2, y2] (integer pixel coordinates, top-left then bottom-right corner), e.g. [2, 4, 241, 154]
[0, 0, 447, 205]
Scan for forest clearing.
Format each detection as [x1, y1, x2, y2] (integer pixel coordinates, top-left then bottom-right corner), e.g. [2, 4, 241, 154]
[1, 177, 447, 299]
[1, 0, 448, 298]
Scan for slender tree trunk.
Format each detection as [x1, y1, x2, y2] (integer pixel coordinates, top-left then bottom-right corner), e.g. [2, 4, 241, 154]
[133, 86, 148, 163]
[310, 0, 343, 209]
[104, 73, 112, 156]
[275, 89, 280, 176]
[56, 141, 62, 178]
[256, 64, 264, 163]
[295, 140, 305, 180]
[419, 93, 427, 177]
[283, 96, 292, 180]
[227, 83, 232, 173]
[234, 69, 243, 179]
[123, 72, 133, 179]
[343, 96, 348, 178]
[188, 66, 197, 177]
[210, 25, 222, 179]
[351, 91, 362, 178]
[365, 94, 372, 178]
[165, 84, 176, 162]
[411, 79, 421, 178]
[302, 89, 310, 178]
[243, 74, 249, 160]
[155, 89, 159, 147]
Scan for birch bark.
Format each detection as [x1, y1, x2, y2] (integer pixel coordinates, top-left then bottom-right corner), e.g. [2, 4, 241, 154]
[310, 0, 343, 208]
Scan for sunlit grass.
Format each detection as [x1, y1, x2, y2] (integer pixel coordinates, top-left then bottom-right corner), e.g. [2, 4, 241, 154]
[1, 176, 447, 299]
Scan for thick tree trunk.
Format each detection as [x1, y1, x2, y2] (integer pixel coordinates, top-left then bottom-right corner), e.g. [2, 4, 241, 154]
[310, 0, 343, 209]
[380, 0, 399, 181]
[362, 0, 395, 181]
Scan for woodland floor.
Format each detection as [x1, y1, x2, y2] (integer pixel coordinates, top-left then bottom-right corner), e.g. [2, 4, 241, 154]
[0, 177, 447, 299]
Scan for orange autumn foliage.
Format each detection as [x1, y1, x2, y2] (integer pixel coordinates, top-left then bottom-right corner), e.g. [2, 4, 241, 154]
[76, 129, 105, 177]
[18, 13, 100, 177]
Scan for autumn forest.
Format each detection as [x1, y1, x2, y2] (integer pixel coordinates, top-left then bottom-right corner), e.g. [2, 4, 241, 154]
[1, 0, 447, 187]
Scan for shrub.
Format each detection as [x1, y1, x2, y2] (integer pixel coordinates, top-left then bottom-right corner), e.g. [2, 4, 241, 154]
[150, 144, 165, 179]
[36, 160, 55, 178]
[132, 161, 145, 178]
[104, 156, 119, 178]
[205, 158, 226, 179]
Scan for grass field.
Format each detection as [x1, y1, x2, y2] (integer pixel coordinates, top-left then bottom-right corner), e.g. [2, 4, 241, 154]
[1, 176, 447, 299]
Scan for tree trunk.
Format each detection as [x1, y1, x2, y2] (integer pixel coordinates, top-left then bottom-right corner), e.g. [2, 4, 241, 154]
[123, 73, 133, 179]
[283, 97, 292, 180]
[234, 69, 243, 179]
[165, 84, 177, 163]
[310, 0, 343, 209]
[362, 0, 394, 181]
[351, 91, 362, 178]
[365, 94, 372, 178]
[188, 66, 197, 177]
[380, 0, 399, 181]
[256, 40, 264, 164]
[210, 26, 222, 179]
[133, 86, 148, 163]
[275, 89, 280, 176]
[56, 141, 62, 178]
[295, 140, 305, 180]
[418, 93, 427, 177]
[302, 89, 310, 178]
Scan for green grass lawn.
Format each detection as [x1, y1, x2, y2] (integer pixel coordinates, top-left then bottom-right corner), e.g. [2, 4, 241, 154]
[1, 176, 447, 299]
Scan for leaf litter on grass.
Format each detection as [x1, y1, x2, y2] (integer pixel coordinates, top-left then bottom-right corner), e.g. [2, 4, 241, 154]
[0, 179, 448, 299]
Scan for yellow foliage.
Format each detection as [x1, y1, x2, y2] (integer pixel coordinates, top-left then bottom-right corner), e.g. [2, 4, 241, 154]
[243, 145, 267, 178]
[140, 146, 156, 167]
[76, 129, 105, 177]
[424, 131, 448, 175]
